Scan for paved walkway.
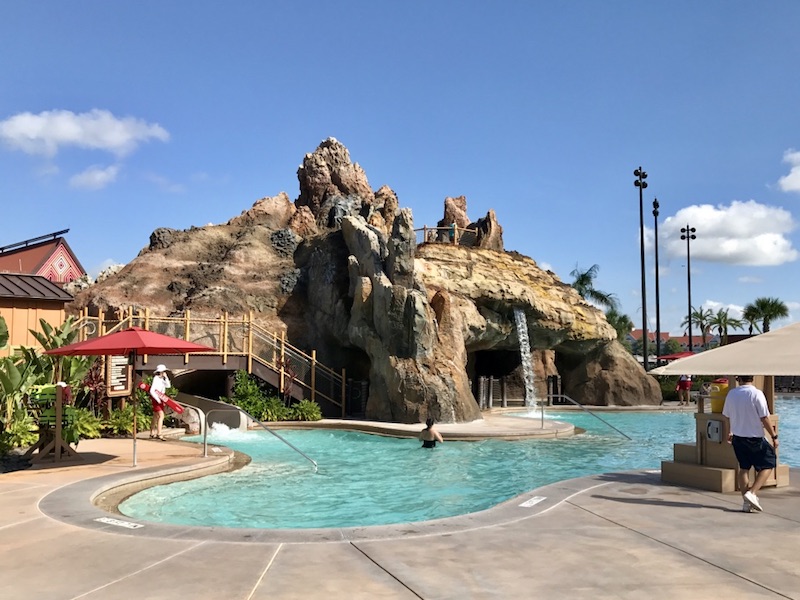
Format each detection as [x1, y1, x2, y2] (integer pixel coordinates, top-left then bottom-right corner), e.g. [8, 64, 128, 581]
[2, 414, 799, 599]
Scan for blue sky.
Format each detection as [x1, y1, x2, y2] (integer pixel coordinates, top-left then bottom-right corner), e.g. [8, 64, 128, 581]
[2, 1, 800, 337]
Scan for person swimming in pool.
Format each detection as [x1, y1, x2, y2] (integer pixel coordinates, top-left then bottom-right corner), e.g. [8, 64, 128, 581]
[419, 417, 444, 448]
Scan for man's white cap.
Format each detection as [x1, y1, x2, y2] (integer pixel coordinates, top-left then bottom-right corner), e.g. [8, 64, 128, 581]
[154, 364, 168, 373]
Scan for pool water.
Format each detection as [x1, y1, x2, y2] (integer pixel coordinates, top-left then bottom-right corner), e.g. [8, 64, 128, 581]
[118, 398, 800, 529]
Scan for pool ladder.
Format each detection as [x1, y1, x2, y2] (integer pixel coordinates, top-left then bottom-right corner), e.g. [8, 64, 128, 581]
[203, 407, 318, 472]
[547, 394, 632, 440]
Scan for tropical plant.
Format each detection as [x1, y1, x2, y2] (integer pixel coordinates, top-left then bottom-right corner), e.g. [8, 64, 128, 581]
[742, 297, 789, 333]
[570, 264, 619, 310]
[103, 405, 149, 436]
[25, 317, 94, 387]
[63, 407, 103, 445]
[263, 396, 292, 421]
[80, 357, 108, 417]
[741, 304, 762, 335]
[681, 306, 713, 349]
[0, 356, 41, 427]
[0, 408, 37, 452]
[226, 370, 271, 419]
[604, 307, 634, 349]
[290, 399, 322, 422]
[707, 309, 744, 346]
[0, 315, 8, 349]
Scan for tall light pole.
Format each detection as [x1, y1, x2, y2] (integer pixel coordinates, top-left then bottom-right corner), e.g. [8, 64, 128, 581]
[681, 224, 697, 353]
[634, 167, 649, 370]
[652, 198, 661, 360]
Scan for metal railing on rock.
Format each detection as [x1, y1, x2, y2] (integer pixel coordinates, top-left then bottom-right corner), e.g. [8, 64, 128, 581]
[415, 225, 479, 246]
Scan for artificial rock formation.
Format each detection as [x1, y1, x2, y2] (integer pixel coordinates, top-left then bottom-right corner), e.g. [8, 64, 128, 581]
[71, 137, 661, 423]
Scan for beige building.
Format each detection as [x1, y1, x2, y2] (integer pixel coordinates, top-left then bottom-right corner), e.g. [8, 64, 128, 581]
[0, 273, 73, 357]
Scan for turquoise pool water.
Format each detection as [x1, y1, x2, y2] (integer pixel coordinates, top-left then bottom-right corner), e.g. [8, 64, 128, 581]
[118, 398, 800, 529]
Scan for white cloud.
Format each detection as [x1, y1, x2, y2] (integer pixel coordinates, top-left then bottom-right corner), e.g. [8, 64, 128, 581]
[144, 172, 185, 193]
[704, 300, 745, 319]
[89, 258, 119, 280]
[657, 200, 798, 266]
[778, 149, 800, 193]
[36, 163, 59, 177]
[69, 164, 120, 190]
[538, 261, 553, 272]
[0, 109, 169, 157]
[737, 275, 762, 284]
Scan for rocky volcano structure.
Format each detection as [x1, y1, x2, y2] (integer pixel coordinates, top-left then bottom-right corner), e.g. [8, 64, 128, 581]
[71, 138, 661, 422]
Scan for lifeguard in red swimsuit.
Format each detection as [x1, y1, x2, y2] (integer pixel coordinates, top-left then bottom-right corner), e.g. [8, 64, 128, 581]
[677, 374, 692, 405]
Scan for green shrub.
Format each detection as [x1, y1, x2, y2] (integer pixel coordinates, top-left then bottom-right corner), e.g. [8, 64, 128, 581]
[289, 399, 322, 421]
[228, 370, 271, 419]
[263, 396, 291, 421]
[658, 376, 679, 403]
[0, 408, 37, 452]
[103, 405, 149, 436]
[64, 407, 102, 446]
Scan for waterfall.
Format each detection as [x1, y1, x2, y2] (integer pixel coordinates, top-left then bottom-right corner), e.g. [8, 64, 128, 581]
[513, 307, 536, 407]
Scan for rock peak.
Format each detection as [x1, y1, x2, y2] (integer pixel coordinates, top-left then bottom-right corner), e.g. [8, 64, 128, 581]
[69, 138, 661, 422]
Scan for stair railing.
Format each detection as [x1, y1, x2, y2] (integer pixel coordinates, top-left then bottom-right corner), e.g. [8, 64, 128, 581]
[75, 307, 349, 416]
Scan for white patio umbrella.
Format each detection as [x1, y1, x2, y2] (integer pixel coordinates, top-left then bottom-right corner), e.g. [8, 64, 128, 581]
[650, 322, 800, 376]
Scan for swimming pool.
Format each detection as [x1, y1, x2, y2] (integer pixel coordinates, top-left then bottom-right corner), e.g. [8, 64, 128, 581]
[118, 398, 800, 529]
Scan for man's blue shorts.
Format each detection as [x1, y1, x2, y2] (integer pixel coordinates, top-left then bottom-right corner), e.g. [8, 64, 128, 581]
[731, 436, 777, 471]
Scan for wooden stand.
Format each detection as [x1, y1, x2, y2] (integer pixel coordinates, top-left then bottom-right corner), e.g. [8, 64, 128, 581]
[23, 386, 79, 463]
[662, 376, 789, 492]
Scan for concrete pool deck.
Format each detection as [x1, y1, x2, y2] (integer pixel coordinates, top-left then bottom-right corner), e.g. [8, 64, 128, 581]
[2, 414, 800, 599]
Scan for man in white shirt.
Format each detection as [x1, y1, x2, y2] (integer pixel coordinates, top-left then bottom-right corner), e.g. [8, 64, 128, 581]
[722, 375, 778, 512]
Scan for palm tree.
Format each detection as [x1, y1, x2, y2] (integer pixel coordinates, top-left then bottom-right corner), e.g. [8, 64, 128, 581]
[707, 308, 744, 345]
[742, 305, 762, 335]
[570, 264, 619, 311]
[605, 307, 634, 347]
[743, 297, 789, 333]
[681, 306, 713, 349]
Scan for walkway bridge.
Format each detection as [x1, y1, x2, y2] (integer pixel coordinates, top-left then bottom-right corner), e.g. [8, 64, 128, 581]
[74, 308, 351, 417]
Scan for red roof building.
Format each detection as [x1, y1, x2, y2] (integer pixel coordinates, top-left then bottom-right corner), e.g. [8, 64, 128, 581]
[0, 229, 86, 285]
[628, 329, 671, 344]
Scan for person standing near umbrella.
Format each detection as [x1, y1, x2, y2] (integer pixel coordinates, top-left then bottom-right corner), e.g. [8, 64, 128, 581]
[723, 375, 778, 512]
[677, 374, 692, 405]
[149, 364, 170, 440]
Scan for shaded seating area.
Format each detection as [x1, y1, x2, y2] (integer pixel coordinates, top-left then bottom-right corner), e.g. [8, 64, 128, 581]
[23, 384, 79, 463]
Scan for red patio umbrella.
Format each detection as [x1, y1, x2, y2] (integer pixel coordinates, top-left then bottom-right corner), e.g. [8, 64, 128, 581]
[656, 351, 694, 361]
[45, 326, 214, 466]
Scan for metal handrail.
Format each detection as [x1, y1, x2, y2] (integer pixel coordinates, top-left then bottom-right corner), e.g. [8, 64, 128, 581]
[203, 407, 317, 471]
[414, 225, 479, 246]
[548, 394, 632, 440]
[171, 400, 205, 437]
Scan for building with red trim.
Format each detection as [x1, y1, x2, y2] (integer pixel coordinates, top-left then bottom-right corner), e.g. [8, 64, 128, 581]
[0, 229, 86, 285]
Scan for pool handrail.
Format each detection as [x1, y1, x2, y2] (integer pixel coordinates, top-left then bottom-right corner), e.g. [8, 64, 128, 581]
[203, 407, 318, 472]
[171, 400, 206, 438]
[547, 394, 633, 440]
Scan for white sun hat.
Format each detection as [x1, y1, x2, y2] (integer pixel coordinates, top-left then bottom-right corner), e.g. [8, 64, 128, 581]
[154, 364, 168, 373]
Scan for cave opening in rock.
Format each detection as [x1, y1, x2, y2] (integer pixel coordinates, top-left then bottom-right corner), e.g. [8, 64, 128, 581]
[468, 349, 527, 406]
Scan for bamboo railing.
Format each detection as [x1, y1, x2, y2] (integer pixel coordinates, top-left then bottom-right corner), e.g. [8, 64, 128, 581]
[415, 225, 479, 246]
[74, 308, 348, 416]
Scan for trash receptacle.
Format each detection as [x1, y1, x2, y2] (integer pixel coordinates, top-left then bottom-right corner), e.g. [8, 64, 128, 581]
[710, 378, 729, 413]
